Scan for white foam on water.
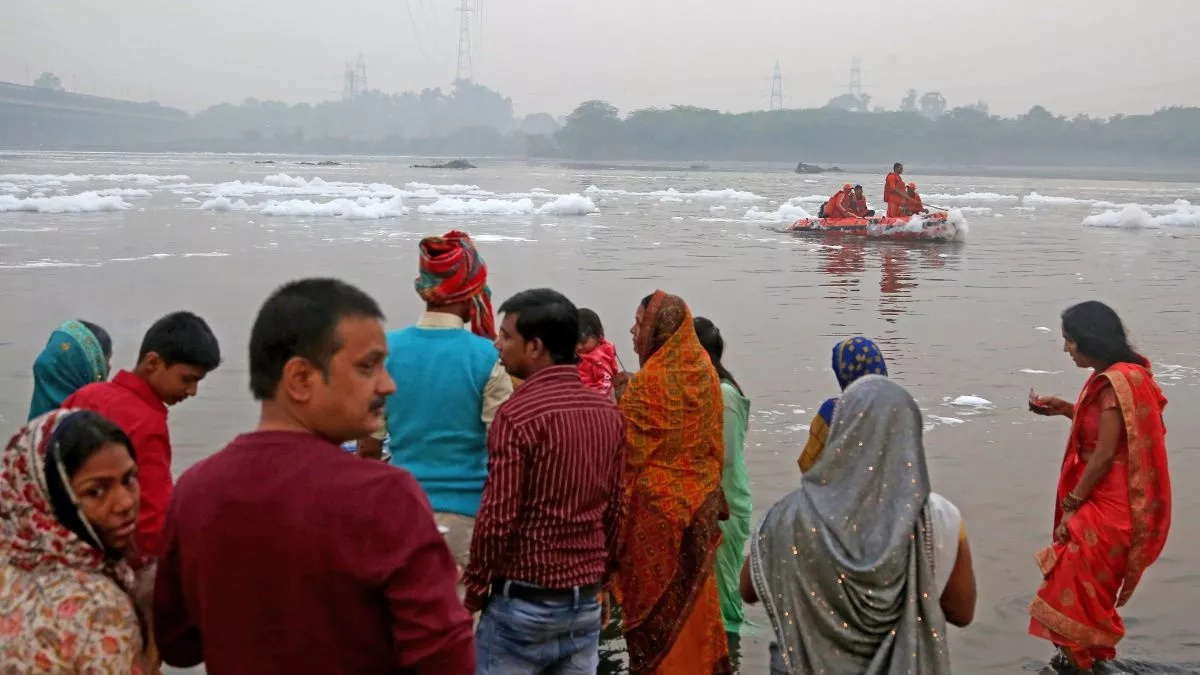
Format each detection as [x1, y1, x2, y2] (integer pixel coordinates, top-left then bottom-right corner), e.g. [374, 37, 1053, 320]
[710, 205, 727, 213]
[743, 203, 813, 222]
[417, 194, 596, 216]
[0, 192, 132, 213]
[180, 197, 201, 204]
[405, 182, 482, 194]
[1083, 201, 1200, 229]
[471, 234, 536, 242]
[1020, 369, 1062, 374]
[791, 194, 831, 204]
[0, 173, 189, 185]
[1023, 191, 1092, 206]
[419, 197, 535, 216]
[535, 194, 598, 215]
[947, 395, 994, 408]
[260, 195, 409, 220]
[955, 206, 993, 214]
[585, 185, 763, 200]
[263, 173, 310, 188]
[925, 192, 1019, 203]
[1036, 326, 1052, 332]
[927, 415, 966, 426]
[0, 259, 101, 269]
[95, 188, 153, 198]
[200, 196, 253, 212]
[659, 196, 684, 203]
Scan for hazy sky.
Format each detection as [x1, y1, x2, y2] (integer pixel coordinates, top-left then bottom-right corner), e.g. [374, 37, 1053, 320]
[5, 0, 1199, 118]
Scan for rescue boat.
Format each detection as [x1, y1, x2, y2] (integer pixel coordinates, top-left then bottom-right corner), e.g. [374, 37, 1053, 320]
[788, 212, 958, 241]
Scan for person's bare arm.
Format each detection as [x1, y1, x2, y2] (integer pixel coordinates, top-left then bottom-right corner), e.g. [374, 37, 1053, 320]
[940, 528, 976, 627]
[740, 559, 759, 604]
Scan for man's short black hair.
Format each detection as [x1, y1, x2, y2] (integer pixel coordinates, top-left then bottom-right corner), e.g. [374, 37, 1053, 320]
[853, 184, 863, 190]
[249, 278, 384, 401]
[893, 162, 903, 171]
[497, 289, 580, 365]
[139, 311, 221, 371]
[578, 308, 604, 340]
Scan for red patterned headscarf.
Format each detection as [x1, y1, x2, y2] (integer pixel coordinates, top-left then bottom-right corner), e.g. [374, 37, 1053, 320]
[414, 230, 495, 339]
[0, 410, 136, 593]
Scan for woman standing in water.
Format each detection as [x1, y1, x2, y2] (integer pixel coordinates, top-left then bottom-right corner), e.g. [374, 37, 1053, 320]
[1028, 301, 1171, 671]
[0, 410, 148, 672]
[744, 376, 976, 674]
[28, 320, 113, 420]
[694, 317, 752, 639]
[613, 292, 731, 675]
[798, 336, 888, 473]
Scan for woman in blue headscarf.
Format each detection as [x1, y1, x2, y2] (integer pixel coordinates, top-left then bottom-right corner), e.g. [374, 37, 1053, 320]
[28, 320, 112, 420]
[798, 336, 887, 473]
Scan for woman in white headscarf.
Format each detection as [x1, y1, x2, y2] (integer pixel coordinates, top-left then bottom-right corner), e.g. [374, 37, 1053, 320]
[741, 375, 977, 674]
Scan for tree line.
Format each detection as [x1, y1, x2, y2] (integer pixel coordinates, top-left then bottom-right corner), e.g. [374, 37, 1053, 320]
[548, 101, 1200, 166]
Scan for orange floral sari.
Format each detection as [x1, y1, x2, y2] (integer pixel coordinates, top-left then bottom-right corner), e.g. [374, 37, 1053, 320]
[614, 291, 731, 675]
[1029, 361, 1171, 668]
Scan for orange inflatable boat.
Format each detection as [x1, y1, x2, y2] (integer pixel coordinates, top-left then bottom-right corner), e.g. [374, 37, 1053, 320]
[788, 212, 956, 240]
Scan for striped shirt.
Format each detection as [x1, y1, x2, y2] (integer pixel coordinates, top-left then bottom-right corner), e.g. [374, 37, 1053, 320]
[463, 365, 626, 597]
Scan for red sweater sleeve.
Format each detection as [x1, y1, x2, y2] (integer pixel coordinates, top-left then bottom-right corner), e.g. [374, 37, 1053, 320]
[153, 488, 203, 667]
[132, 424, 174, 558]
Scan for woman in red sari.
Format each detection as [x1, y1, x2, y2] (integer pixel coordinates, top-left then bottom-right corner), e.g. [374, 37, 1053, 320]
[1028, 301, 1171, 671]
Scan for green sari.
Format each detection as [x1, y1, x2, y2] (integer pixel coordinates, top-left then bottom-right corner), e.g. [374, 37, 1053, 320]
[715, 379, 751, 634]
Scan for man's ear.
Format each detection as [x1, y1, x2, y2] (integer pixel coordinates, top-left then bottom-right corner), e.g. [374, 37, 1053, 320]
[280, 356, 318, 403]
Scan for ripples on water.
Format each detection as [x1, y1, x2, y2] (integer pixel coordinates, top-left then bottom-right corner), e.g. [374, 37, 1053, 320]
[2, 154, 1198, 674]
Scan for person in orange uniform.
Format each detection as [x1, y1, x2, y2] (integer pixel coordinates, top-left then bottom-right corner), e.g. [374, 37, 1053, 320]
[847, 185, 874, 217]
[821, 184, 855, 219]
[884, 162, 907, 217]
[901, 182, 928, 217]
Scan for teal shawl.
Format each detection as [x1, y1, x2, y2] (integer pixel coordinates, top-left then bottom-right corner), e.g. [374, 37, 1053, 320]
[29, 321, 109, 420]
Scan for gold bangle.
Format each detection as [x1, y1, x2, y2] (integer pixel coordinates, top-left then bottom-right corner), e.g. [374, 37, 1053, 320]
[1060, 492, 1085, 512]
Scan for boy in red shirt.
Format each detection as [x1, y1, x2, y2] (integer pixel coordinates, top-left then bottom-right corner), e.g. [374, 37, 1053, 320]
[65, 311, 221, 560]
[577, 308, 619, 398]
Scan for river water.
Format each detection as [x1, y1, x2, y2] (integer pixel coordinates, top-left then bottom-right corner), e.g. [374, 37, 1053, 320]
[1, 152, 1198, 674]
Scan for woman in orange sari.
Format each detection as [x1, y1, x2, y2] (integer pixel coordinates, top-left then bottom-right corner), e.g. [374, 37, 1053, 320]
[1028, 301, 1171, 671]
[612, 291, 732, 675]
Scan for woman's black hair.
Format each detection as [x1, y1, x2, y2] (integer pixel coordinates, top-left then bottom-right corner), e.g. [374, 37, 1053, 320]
[694, 316, 744, 395]
[44, 410, 136, 557]
[1061, 301, 1144, 367]
[79, 320, 113, 359]
[578, 308, 605, 340]
[640, 294, 654, 309]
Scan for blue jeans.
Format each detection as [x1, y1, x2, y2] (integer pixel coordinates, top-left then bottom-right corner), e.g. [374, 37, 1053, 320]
[475, 583, 602, 675]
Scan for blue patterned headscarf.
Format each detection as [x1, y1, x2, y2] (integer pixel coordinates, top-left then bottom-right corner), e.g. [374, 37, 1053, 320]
[28, 321, 110, 421]
[816, 337, 888, 427]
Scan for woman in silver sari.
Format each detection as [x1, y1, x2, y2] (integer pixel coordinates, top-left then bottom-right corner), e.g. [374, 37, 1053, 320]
[741, 375, 976, 674]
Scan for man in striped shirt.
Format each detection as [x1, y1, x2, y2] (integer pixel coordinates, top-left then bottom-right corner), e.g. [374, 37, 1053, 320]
[463, 288, 626, 674]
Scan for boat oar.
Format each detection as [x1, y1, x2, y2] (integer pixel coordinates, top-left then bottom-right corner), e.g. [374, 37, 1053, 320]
[926, 204, 951, 212]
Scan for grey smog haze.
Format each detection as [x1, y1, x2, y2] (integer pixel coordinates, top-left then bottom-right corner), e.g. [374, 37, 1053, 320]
[3, 0, 1200, 117]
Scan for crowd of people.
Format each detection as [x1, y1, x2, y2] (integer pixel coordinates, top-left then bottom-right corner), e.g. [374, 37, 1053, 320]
[0, 226, 1172, 675]
[819, 163, 929, 220]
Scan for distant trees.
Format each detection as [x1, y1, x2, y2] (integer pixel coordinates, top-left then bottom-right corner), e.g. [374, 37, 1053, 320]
[548, 100, 1200, 166]
[827, 93, 872, 113]
[919, 92, 947, 120]
[900, 89, 918, 113]
[519, 112, 560, 136]
[33, 72, 64, 91]
[188, 80, 516, 143]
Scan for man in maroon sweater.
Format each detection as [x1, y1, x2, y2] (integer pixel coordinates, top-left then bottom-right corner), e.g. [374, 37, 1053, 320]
[153, 278, 475, 674]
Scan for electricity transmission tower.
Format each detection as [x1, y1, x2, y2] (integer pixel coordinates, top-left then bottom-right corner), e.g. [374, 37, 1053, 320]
[769, 61, 784, 111]
[848, 56, 862, 97]
[455, 0, 474, 82]
[342, 54, 368, 101]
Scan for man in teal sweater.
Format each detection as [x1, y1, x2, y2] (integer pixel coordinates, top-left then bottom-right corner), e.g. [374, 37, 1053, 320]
[371, 231, 513, 568]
